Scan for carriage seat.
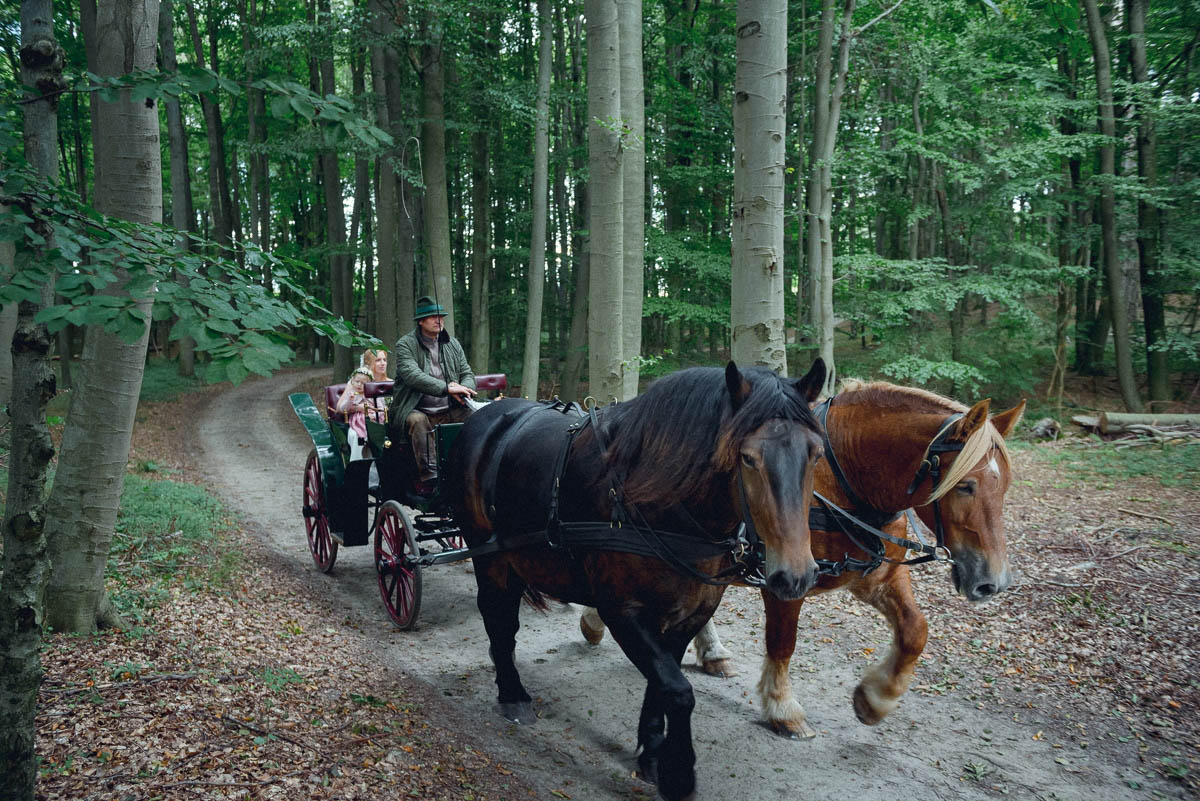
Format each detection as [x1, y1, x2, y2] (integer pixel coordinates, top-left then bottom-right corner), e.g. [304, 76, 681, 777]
[323, 374, 507, 421]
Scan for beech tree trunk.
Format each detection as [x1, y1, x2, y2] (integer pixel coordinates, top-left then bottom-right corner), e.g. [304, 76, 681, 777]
[318, 0, 352, 379]
[1082, 0, 1142, 412]
[806, 0, 853, 390]
[368, 0, 398, 348]
[158, 1, 196, 377]
[184, 0, 233, 251]
[618, 0, 644, 399]
[586, 0, 624, 402]
[44, 0, 161, 634]
[731, 0, 788, 373]
[1, 1, 62, 793]
[561, 12, 589, 402]
[1128, 0, 1168, 405]
[419, 12, 456, 334]
[521, 0, 553, 399]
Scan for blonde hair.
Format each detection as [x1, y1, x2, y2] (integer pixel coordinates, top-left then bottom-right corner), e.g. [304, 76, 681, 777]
[838, 379, 1010, 504]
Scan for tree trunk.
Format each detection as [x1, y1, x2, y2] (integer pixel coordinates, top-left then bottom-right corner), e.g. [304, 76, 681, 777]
[586, 0, 624, 402]
[806, 0, 853, 390]
[521, 0, 553, 399]
[1, 1, 61, 792]
[731, 0, 788, 373]
[418, 13, 455, 334]
[44, 0, 161, 634]
[158, 0, 196, 377]
[1128, 0, 1168, 405]
[561, 11, 588, 402]
[319, 0, 351, 378]
[1082, 0, 1143, 412]
[617, 0, 644, 399]
[368, 1, 398, 348]
[184, 0, 233, 251]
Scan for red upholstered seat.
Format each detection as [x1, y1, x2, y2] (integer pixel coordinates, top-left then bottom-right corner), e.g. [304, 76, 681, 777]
[325, 384, 348, 422]
[476, 374, 506, 391]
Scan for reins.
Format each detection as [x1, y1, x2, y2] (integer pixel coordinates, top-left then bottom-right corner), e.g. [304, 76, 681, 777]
[480, 400, 761, 586]
[809, 398, 962, 576]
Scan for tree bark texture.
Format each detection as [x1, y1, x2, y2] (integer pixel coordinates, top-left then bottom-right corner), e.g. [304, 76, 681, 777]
[419, 13, 455, 335]
[184, 0, 233, 251]
[586, 0, 624, 402]
[158, 1, 196, 377]
[1128, 0, 1168, 405]
[617, 0, 644, 400]
[1082, 0, 1143, 412]
[1, 1, 62, 793]
[521, 0, 553, 399]
[44, 0, 160, 634]
[731, 0, 788, 373]
[368, 2, 398, 348]
[319, 0, 352, 379]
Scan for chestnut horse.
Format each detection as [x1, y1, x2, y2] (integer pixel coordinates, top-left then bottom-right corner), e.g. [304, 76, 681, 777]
[580, 379, 1024, 738]
[448, 361, 826, 801]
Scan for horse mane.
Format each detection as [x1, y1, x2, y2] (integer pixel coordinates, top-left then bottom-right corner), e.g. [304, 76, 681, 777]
[600, 367, 818, 508]
[837, 379, 1010, 503]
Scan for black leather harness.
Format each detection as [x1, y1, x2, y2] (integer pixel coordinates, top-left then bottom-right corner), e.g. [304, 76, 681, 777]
[808, 397, 963, 576]
[479, 400, 760, 586]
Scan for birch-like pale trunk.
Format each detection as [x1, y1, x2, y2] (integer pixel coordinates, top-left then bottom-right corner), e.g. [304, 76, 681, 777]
[1, 1, 61, 792]
[420, 13, 455, 334]
[617, 0, 643, 399]
[521, 0, 553, 398]
[1082, 0, 1143, 412]
[586, 0, 624, 402]
[731, 0, 787, 372]
[44, 0, 161, 634]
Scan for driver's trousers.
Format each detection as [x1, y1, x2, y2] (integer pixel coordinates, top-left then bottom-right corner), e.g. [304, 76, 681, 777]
[405, 406, 472, 481]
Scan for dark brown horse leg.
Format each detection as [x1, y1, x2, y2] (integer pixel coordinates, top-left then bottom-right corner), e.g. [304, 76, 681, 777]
[848, 569, 928, 725]
[758, 591, 816, 738]
[474, 558, 535, 724]
[603, 614, 698, 801]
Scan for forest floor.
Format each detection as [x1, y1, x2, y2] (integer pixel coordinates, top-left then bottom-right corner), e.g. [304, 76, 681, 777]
[33, 366, 1199, 801]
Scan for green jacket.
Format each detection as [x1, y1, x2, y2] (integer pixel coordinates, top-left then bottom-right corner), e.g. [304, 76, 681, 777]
[389, 328, 476, 427]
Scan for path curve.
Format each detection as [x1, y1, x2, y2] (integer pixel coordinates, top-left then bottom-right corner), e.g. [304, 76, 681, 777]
[193, 370, 1169, 801]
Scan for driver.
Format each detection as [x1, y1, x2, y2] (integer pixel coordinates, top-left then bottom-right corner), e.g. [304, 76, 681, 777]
[388, 295, 476, 496]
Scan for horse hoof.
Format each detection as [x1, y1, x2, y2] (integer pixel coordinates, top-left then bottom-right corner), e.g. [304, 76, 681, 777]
[635, 754, 659, 787]
[852, 685, 884, 725]
[701, 658, 737, 678]
[580, 616, 605, 645]
[769, 718, 817, 740]
[497, 701, 537, 725]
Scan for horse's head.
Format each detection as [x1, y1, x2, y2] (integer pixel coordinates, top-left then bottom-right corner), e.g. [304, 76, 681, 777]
[720, 359, 826, 601]
[911, 397, 1025, 603]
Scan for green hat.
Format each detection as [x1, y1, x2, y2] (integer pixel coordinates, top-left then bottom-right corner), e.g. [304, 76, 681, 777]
[414, 295, 447, 320]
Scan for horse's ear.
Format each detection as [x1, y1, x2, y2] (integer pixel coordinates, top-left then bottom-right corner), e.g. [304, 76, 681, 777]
[794, 358, 827, 404]
[725, 362, 751, 409]
[950, 398, 991, 441]
[990, 399, 1026, 439]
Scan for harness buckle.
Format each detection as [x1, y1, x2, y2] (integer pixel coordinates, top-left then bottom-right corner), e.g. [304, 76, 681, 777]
[935, 544, 955, 564]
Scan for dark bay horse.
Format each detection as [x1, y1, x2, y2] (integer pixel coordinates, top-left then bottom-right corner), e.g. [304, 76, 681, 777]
[448, 361, 826, 801]
[580, 379, 1024, 738]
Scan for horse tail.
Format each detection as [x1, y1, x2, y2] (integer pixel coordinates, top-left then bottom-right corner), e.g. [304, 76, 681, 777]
[522, 586, 550, 612]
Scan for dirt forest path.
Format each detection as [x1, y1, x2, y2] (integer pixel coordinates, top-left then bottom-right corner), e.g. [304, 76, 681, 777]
[192, 370, 1184, 801]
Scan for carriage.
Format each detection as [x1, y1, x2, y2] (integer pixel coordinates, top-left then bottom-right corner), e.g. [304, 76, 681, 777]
[289, 374, 507, 629]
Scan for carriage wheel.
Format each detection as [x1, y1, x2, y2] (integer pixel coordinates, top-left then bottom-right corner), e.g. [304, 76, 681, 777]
[374, 501, 423, 629]
[303, 449, 338, 573]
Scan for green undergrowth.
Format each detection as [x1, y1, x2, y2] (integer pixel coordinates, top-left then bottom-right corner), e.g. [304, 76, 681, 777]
[106, 474, 241, 626]
[136, 357, 212, 403]
[1034, 439, 1199, 490]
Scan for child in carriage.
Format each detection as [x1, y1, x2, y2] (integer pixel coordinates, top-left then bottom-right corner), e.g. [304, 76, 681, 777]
[336, 366, 374, 461]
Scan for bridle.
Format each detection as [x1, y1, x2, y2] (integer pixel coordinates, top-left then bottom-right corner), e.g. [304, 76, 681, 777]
[809, 397, 965, 576]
